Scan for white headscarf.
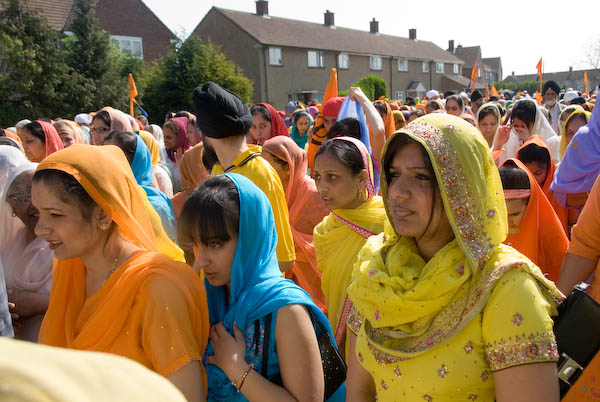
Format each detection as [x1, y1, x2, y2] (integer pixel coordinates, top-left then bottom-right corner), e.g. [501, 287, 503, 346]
[0, 146, 27, 189]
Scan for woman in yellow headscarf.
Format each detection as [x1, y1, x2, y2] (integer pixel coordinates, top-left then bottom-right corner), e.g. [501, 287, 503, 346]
[560, 109, 591, 159]
[313, 136, 386, 354]
[346, 114, 564, 401]
[32, 145, 209, 402]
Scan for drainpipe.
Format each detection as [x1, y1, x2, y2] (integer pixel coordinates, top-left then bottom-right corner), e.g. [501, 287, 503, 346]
[263, 46, 269, 103]
[429, 60, 433, 89]
[389, 57, 393, 99]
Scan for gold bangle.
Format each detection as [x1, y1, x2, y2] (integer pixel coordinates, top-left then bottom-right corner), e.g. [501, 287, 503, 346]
[231, 363, 254, 392]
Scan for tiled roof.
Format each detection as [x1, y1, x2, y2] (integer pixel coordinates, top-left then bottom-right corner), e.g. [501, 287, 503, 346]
[483, 57, 502, 73]
[452, 45, 480, 68]
[20, 0, 76, 30]
[212, 7, 463, 63]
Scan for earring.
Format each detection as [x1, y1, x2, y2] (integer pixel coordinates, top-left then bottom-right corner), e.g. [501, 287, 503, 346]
[98, 222, 110, 231]
[11, 212, 16, 217]
[357, 187, 367, 202]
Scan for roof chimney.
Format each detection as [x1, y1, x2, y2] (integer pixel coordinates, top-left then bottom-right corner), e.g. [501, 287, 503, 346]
[256, 0, 268, 16]
[324, 10, 334, 27]
[370, 18, 379, 34]
[409, 28, 416, 40]
[448, 40, 454, 53]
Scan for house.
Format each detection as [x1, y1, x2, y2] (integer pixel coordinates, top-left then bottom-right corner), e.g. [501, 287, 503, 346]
[192, 1, 467, 108]
[503, 67, 600, 92]
[12, 0, 176, 61]
[448, 42, 503, 90]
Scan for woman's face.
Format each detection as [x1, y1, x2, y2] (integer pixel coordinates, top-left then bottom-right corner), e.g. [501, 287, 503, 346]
[523, 161, 548, 187]
[262, 151, 290, 192]
[566, 117, 586, 142]
[32, 181, 103, 260]
[7, 172, 38, 236]
[506, 199, 528, 235]
[91, 118, 111, 145]
[295, 116, 309, 136]
[426, 104, 436, 114]
[163, 126, 179, 151]
[187, 121, 199, 146]
[21, 129, 45, 162]
[193, 232, 238, 287]
[55, 124, 76, 148]
[386, 142, 453, 242]
[250, 113, 272, 145]
[478, 113, 499, 142]
[314, 152, 365, 210]
[445, 99, 462, 116]
[512, 117, 531, 141]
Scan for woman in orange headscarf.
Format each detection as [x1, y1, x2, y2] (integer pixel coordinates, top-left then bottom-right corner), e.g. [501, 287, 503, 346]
[19, 121, 63, 162]
[262, 136, 329, 313]
[373, 100, 395, 139]
[171, 143, 210, 218]
[33, 145, 209, 401]
[499, 158, 569, 282]
[517, 135, 568, 234]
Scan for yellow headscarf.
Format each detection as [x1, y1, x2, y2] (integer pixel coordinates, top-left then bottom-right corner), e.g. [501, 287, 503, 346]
[138, 130, 161, 166]
[560, 110, 591, 159]
[348, 114, 562, 359]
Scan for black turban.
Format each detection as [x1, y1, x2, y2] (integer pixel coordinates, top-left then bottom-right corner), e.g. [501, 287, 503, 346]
[470, 90, 483, 103]
[570, 96, 586, 105]
[542, 80, 560, 96]
[193, 82, 253, 139]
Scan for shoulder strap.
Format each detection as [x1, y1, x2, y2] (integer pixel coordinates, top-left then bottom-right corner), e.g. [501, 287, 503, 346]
[224, 151, 261, 173]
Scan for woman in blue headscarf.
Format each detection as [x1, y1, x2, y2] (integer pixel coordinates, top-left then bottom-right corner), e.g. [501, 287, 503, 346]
[103, 131, 177, 241]
[180, 173, 345, 402]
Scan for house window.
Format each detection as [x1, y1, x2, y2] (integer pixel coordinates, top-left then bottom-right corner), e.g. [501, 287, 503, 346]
[477, 68, 481, 78]
[436, 62, 444, 73]
[308, 50, 324, 68]
[370, 55, 382, 70]
[453, 63, 460, 74]
[395, 91, 405, 101]
[111, 35, 143, 59]
[398, 58, 408, 72]
[338, 53, 349, 69]
[269, 47, 282, 66]
[422, 61, 429, 73]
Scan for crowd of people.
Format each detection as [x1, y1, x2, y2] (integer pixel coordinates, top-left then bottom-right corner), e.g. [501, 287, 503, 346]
[1, 77, 599, 401]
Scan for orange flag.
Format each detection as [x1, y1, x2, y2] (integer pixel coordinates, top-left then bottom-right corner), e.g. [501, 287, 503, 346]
[491, 85, 499, 97]
[128, 73, 139, 117]
[485, 84, 489, 100]
[535, 91, 543, 105]
[585, 71, 589, 93]
[470, 63, 478, 91]
[536, 58, 543, 95]
[307, 68, 338, 171]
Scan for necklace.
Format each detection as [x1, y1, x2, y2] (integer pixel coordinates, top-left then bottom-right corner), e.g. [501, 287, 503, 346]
[104, 243, 125, 283]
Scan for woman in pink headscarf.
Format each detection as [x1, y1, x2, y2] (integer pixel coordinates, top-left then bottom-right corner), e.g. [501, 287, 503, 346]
[162, 117, 190, 193]
[19, 121, 64, 162]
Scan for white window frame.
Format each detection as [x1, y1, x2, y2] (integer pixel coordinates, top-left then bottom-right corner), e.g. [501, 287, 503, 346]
[397, 58, 408, 72]
[338, 53, 349, 69]
[477, 68, 481, 78]
[436, 62, 444, 73]
[269, 47, 282, 66]
[111, 35, 143, 59]
[422, 61, 429, 73]
[453, 63, 460, 74]
[308, 50, 324, 68]
[370, 55, 382, 71]
[395, 90, 405, 101]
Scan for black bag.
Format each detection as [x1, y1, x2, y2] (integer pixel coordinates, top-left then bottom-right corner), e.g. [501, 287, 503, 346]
[261, 310, 346, 401]
[554, 282, 600, 398]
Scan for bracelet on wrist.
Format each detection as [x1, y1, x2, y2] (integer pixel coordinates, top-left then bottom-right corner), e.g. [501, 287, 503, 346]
[231, 363, 254, 392]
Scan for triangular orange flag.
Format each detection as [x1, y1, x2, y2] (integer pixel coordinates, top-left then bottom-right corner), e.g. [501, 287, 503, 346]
[307, 68, 338, 171]
[535, 91, 543, 105]
[485, 84, 489, 100]
[470, 63, 478, 91]
[491, 85, 499, 97]
[128, 73, 139, 117]
[585, 72, 589, 93]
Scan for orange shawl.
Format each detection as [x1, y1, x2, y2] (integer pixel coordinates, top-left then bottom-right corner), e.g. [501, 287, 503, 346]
[262, 136, 329, 312]
[37, 145, 209, 385]
[37, 120, 64, 158]
[502, 158, 569, 282]
[171, 143, 210, 217]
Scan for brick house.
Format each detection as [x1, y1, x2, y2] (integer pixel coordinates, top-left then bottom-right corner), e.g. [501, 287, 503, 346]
[448, 42, 503, 90]
[15, 0, 176, 62]
[192, 1, 467, 108]
[504, 67, 600, 92]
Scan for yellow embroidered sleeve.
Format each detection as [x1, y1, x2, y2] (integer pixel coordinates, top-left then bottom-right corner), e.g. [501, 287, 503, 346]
[347, 305, 363, 335]
[482, 269, 559, 371]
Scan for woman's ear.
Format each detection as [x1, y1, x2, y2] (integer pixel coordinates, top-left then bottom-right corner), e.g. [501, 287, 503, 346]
[359, 169, 369, 188]
[92, 206, 113, 231]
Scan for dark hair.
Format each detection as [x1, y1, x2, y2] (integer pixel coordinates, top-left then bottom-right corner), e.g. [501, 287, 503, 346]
[93, 110, 111, 128]
[103, 131, 137, 164]
[201, 143, 219, 172]
[518, 143, 550, 169]
[405, 96, 416, 106]
[499, 162, 531, 190]
[477, 105, 500, 122]
[32, 169, 98, 220]
[251, 104, 271, 122]
[326, 117, 361, 140]
[314, 139, 364, 176]
[22, 122, 45, 143]
[373, 102, 388, 119]
[427, 102, 441, 112]
[446, 95, 464, 110]
[292, 110, 310, 125]
[179, 175, 240, 247]
[409, 109, 425, 119]
[510, 101, 537, 130]
[567, 112, 588, 128]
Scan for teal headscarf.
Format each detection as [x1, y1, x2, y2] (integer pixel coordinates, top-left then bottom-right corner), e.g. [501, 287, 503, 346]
[290, 110, 312, 149]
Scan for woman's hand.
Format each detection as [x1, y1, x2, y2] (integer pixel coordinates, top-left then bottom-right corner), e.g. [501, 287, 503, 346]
[174, 147, 185, 170]
[7, 289, 48, 318]
[349, 87, 370, 106]
[493, 124, 512, 151]
[206, 322, 248, 380]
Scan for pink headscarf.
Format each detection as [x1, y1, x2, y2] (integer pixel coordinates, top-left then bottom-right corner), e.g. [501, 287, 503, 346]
[166, 117, 191, 162]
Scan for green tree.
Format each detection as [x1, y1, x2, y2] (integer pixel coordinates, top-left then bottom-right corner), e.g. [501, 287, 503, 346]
[142, 36, 253, 122]
[338, 74, 387, 100]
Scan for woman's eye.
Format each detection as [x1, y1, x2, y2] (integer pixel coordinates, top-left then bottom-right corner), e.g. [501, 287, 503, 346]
[416, 174, 430, 181]
[208, 241, 221, 249]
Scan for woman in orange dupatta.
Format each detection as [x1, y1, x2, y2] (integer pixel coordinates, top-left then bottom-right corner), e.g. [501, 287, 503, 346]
[20, 121, 64, 162]
[262, 136, 329, 313]
[517, 135, 568, 234]
[373, 100, 395, 139]
[171, 143, 210, 218]
[32, 145, 209, 401]
[499, 158, 568, 282]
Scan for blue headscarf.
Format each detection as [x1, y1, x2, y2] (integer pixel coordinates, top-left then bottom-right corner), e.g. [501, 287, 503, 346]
[290, 110, 312, 149]
[130, 135, 177, 240]
[205, 173, 343, 401]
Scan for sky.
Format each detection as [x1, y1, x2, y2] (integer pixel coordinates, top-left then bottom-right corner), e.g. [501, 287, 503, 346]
[143, 0, 600, 79]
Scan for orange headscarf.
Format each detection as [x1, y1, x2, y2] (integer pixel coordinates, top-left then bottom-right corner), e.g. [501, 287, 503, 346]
[374, 100, 395, 139]
[517, 135, 568, 233]
[37, 120, 64, 158]
[262, 136, 329, 313]
[501, 158, 569, 282]
[171, 143, 210, 217]
[37, 145, 209, 385]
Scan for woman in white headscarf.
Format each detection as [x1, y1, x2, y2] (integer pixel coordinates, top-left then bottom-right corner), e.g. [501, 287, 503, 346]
[0, 163, 53, 341]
